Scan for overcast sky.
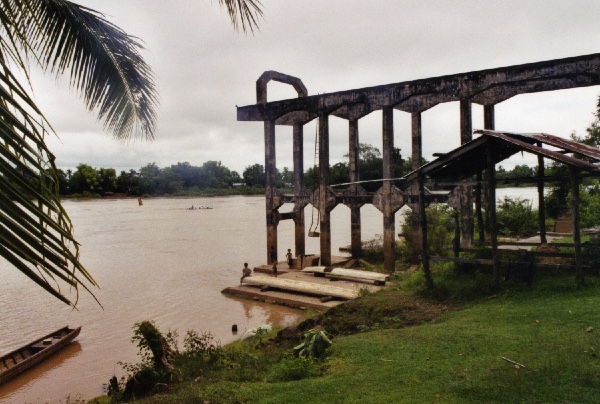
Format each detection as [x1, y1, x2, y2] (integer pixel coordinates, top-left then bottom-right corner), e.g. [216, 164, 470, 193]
[32, 0, 600, 175]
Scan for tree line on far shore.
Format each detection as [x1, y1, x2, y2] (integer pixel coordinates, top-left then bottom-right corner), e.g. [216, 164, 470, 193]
[57, 142, 554, 198]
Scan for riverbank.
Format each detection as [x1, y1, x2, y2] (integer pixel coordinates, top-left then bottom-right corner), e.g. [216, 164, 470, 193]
[90, 269, 600, 403]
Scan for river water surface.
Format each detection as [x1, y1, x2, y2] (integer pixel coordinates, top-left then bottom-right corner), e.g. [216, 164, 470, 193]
[0, 195, 389, 402]
[0, 188, 535, 402]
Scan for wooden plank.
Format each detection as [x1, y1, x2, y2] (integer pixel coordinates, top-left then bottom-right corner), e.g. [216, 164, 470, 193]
[243, 276, 359, 299]
[301, 266, 327, 273]
[329, 268, 388, 282]
[301, 267, 388, 283]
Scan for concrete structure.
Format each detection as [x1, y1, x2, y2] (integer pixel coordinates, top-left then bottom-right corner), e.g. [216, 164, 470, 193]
[237, 53, 600, 273]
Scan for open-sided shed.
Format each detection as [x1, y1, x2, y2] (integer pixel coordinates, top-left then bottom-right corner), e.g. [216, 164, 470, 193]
[404, 129, 600, 288]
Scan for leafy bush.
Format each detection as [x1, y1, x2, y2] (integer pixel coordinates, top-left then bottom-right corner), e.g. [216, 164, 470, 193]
[574, 183, 600, 228]
[294, 329, 332, 358]
[399, 204, 455, 259]
[496, 196, 538, 237]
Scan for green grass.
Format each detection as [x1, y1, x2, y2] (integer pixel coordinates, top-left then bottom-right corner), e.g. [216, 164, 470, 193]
[99, 272, 600, 404]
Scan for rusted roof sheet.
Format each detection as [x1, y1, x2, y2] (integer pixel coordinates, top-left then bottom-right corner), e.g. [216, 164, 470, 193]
[404, 130, 600, 183]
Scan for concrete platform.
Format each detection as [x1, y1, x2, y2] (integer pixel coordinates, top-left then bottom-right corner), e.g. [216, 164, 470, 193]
[222, 268, 385, 310]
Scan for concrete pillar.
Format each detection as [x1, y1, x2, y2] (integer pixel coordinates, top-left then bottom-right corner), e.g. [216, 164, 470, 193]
[460, 99, 473, 247]
[265, 120, 278, 263]
[293, 123, 305, 256]
[483, 104, 495, 130]
[411, 112, 423, 261]
[382, 107, 395, 272]
[319, 114, 331, 266]
[349, 119, 362, 259]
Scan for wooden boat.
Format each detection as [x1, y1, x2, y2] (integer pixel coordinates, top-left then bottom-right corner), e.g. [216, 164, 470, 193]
[0, 326, 81, 384]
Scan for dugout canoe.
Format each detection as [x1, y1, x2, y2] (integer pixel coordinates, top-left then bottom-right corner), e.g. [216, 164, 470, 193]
[0, 326, 81, 384]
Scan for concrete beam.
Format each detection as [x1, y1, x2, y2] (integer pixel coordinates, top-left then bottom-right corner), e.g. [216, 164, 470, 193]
[238, 53, 600, 122]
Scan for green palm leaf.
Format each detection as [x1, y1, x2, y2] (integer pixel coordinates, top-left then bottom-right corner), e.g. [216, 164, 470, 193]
[0, 0, 262, 306]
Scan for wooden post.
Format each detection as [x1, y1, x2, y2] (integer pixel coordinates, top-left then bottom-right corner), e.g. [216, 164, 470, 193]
[570, 167, 584, 287]
[293, 123, 306, 257]
[265, 120, 278, 263]
[418, 168, 433, 289]
[475, 174, 485, 244]
[453, 211, 460, 258]
[319, 113, 331, 266]
[475, 104, 496, 244]
[537, 147, 547, 244]
[411, 112, 423, 262]
[486, 139, 500, 287]
[382, 107, 396, 273]
[349, 119, 362, 259]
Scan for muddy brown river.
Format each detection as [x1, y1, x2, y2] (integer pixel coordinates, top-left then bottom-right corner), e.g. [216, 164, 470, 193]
[0, 195, 388, 402]
[0, 188, 533, 402]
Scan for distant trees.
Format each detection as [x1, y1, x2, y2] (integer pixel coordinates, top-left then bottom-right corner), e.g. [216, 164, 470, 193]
[59, 161, 270, 196]
[305, 143, 411, 191]
[243, 164, 266, 187]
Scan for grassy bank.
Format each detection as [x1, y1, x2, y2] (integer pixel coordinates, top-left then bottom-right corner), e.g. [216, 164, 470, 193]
[93, 267, 600, 403]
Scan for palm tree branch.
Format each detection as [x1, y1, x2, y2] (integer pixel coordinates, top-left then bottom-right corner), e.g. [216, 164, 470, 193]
[24, 0, 158, 140]
[219, 0, 263, 33]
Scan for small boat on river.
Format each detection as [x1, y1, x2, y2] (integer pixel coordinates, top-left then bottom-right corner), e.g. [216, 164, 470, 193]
[0, 326, 81, 384]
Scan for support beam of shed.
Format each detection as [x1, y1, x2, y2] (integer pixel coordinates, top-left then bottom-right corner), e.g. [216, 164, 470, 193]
[537, 146, 547, 244]
[570, 167, 584, 287]
[486, 140, 500, 287]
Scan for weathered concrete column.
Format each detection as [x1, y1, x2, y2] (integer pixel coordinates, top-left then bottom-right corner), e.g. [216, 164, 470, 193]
[483, 104, 495, 130]
[319, 114, 331, 266]
[460, 99, 474, 247]
[382, 107, 396, 272]
[293, 123, 305, 256]
[570, 167, 584, 287]
[265, 119, 278, 263]
[349, 119, 361, 259]
[411, 112, 423, 261]
[537, 146, 547, 244]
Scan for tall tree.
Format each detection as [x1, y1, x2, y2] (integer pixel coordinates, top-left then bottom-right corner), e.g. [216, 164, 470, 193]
[0, 0, 263, 306]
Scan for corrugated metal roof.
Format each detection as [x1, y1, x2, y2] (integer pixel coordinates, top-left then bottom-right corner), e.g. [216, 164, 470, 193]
[404, 130, 600, 183]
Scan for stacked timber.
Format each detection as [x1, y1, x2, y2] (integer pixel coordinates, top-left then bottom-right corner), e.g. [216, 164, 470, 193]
[242, 276, 359, 300]
[301, 266, 388, 285]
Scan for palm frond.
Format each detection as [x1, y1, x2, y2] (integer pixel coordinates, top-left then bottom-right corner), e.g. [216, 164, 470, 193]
[0, 2, 100, 306]
[219, 0, 263, 33]
[23, 0, 158, 141]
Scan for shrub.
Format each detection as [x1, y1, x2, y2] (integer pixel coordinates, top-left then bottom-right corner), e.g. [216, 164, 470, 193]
[496, 196, 538, 237]
[293, 329, 332, 359]
[399, 204, 455, 260]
